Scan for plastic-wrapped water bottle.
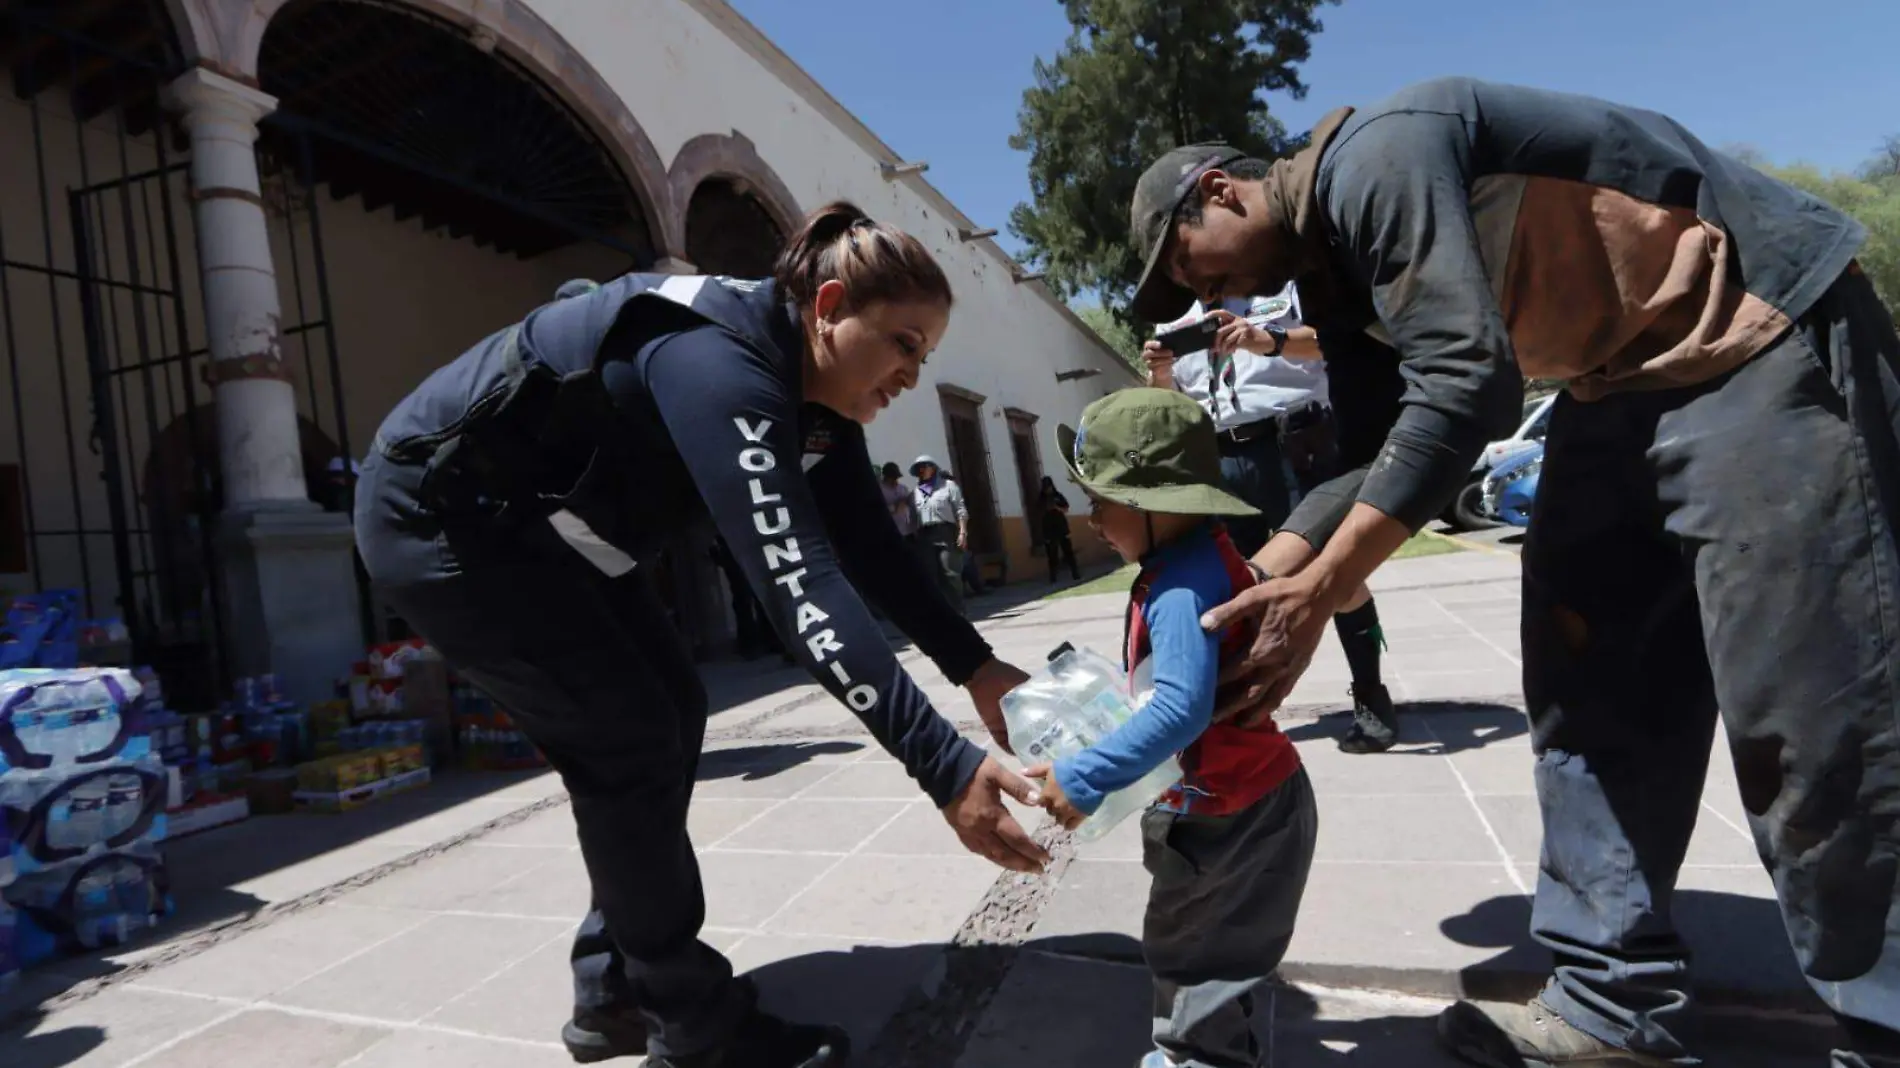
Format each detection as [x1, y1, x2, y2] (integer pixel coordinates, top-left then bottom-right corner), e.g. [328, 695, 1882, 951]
[64, 778, 107, 851]
[1002, 646, 1182, 843]
[102, 772, 144, 843]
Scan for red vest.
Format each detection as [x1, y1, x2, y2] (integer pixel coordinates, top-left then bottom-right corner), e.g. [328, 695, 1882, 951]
[1125, 527, 1302, 816]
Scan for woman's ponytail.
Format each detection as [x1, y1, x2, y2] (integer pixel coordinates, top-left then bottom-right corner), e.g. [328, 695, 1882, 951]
[773, 200, 952, 313]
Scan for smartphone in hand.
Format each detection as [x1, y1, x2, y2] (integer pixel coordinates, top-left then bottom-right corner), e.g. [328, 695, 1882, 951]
[1153, 316, 1220, 357]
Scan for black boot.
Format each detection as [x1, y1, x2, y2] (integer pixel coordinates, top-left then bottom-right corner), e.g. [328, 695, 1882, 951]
[1339, 683, 1399, 754]
[648, 1008, 848, 1068]
[562, 1004, 649, 1063]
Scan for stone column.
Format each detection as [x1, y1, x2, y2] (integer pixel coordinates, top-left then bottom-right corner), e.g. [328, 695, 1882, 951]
[167, 68, 307, 508]
[165, 68, 363, 703]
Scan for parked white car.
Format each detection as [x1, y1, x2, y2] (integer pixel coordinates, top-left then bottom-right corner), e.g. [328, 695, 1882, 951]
[1441, 393, 1556, 530]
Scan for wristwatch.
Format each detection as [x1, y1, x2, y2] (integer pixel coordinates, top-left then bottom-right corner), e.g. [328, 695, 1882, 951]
[1264, 326, 1287, 356]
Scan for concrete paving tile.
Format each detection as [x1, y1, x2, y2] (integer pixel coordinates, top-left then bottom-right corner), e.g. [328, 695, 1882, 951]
[1297, 746, 1466, 796]
[687, 797, 780, 845]
[478, 770, 567, 803]
[717, 798, 909, 853]
[1313, 794, 1508, 864]
[698, 850, 839, 929]
[691, 762, 843, 800]
[270, 913, 571, 1023]
[1673, 865, 1802, 994]
[953, 950, 1153, 1068]
[1404, 670, 1528, 702]
[861, 800, 974, 857]
[3, 987, 232, 1068]
[765, 854, 999, 942]
[360, 799, 532, 849]
[474, 805, 580, 848]
[228, 840, 422, 906]
[1442, 745, 1536, 795]
[795, 762, 924, 799]
[1287, 863, 1537, 976]
[425, 934, 574, 1043]
[338, 843, 573, 912]
[728, 935, 944, 1052]
[130, 903, 428, 1002]
[457, 852, 592, 921]
[135, 1008, 390, 1068]
[1272, 984, 1470, 1067]
[346, 1029, 573, 1068]
[1471, 795, 1544, 867]
[752, 701, 860, 734]
[1029, 858, 1148, 958]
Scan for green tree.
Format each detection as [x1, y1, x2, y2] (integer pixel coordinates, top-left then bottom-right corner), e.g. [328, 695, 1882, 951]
[1009, 0, 1335, 320]
[1077, 304, 1144, 371]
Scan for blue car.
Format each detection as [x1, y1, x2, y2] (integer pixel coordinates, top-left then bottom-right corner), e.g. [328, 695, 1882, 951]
[1482, 442, 1542, 528]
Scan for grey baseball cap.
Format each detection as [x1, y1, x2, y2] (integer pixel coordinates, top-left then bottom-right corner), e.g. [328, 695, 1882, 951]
[1128, 143, 1248, 324]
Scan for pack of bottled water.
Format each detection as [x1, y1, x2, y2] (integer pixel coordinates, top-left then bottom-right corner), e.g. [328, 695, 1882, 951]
[1001, 645, 1181, 843]
[0, 667, 173, 981]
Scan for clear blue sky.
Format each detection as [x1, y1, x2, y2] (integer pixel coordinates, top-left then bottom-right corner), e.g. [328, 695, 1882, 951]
[728, 0, 1899, 261]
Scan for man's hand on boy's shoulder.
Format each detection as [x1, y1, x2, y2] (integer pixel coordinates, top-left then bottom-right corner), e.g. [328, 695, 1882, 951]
[1024, 763, 1087, 830]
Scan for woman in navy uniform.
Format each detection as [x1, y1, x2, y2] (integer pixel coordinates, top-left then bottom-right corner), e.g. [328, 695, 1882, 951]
[354, 203, 1048, 1068]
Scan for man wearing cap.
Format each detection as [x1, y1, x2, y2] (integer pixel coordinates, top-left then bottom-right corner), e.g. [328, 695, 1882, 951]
[1145, 282, 1399, 753]
[1125, 76, 1900, 1068]
[911, 455, 970, 614]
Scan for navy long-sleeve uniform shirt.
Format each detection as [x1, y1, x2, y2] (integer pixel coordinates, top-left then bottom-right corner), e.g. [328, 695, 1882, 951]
[370, 273, 994, 808]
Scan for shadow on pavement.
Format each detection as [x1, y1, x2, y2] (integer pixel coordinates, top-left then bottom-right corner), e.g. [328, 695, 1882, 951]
[1285, 700, 1528, 753]
[0, 765, 558, 1027]
[1439, 890, 1838, 1043]
[697, 740, 866, 782]
[1, 1007, 106, 1068]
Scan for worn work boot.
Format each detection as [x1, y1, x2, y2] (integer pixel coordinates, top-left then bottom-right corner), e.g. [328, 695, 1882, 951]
[1338, 683, 1398, 754]
[647, 1009, 848, 1068]
[1437, 998, 1677, 1067]
[562, 1004, 649, 1063]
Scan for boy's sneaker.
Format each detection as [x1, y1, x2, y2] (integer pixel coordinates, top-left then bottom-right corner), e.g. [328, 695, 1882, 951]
[1338, 684, 1397, 754]
[1436, 997, 1676, 1067]
[646, 1009, 847, 1068]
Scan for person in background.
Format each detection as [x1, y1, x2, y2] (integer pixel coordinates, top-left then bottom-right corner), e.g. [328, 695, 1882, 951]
[1030, 389, 1315, 1068]
[880, 461, 918, 540]
[911, 455, 969, 613]
[1145, 284, 1397, 753]
[709, 536, 784, 663]
[1037, 475, 1082, 583]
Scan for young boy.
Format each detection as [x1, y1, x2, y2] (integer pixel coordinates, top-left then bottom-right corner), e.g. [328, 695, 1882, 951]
[1029, 389, 1317, 1068]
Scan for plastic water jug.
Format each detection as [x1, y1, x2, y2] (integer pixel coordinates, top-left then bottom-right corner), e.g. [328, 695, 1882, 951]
[1001, 644, 1180, 842]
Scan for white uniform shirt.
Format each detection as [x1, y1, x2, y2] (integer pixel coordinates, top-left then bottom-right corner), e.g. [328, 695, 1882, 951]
[1155, 283, 1329, 433]
[913, 477, 967, 529]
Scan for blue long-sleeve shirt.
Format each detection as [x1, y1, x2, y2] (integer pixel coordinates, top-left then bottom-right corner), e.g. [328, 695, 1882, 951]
[1053, 525, 1230, 816]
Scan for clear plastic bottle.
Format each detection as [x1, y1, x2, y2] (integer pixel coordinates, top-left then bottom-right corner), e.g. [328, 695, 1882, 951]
[1002, 646, 1182, 843]
[64, 778, 107, 851]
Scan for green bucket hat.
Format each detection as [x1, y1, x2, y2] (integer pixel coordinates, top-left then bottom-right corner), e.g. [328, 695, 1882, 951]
[1056, 389, 1258, 517]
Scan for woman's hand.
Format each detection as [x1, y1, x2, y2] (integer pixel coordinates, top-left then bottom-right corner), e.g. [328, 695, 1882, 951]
[1023, 763, 1085, 830]
[965, 658, 1029, 753]
[941, 756, 1051, 872]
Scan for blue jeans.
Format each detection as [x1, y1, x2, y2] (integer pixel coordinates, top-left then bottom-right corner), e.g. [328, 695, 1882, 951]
[1524, 267, 1900, 1067]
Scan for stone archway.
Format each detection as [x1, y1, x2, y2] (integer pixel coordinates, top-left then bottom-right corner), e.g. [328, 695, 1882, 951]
[207, 0, 676, 258]
[667, 131, 801, 258]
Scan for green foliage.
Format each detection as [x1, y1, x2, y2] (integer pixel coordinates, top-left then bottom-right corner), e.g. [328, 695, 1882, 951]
[1009, 0, 1335, 321]
[1076, 304, 1144, 371]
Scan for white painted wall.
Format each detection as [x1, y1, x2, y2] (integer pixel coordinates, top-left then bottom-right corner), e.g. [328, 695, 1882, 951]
[524, 0, 1134, 530]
